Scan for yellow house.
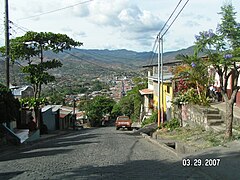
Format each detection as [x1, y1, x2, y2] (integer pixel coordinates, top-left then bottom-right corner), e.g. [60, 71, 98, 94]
[151, 73, 174, 120]
[141, 61, 180, 121]
[153, 80, 173, 112]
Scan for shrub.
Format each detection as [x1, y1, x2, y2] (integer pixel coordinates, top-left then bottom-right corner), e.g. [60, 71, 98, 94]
[141, 111, 157, 127]
[164, 118, 180, 131]
[173, 88, 210, 106]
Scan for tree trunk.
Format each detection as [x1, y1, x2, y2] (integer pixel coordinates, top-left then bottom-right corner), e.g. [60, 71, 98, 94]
[38, 83, 42, 98]
[33, 107, 40, 128]
[34, 84, 38, 99]
[225, 101, 234, 139]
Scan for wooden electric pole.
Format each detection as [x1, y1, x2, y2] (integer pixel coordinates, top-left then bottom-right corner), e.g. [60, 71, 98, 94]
[5, 0, 10, 88]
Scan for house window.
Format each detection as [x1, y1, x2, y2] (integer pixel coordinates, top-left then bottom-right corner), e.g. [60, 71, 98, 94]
[149, 79, 153, 85]
[167, 85, 170, 93]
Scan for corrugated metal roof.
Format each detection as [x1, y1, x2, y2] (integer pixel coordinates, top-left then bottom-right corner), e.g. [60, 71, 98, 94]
[11, 85, 33, 96]
[41, 105, 52, 113]
[149, 73, 174, 82]
[52, 105, 62, 112]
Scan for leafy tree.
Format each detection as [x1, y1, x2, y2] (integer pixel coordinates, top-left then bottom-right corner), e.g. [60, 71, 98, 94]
[0, 31, 82, 127]
[111, 103, 122, 119]
[91, 80, 109, 91]
[112, 77, 147, 121]
[194, 4, 240, 139]
[85, 96, 115, 126]
[0, 83, 20, 124]
[47, 92, 65, 105]
[0, 31, 82, 98]
[118, 95, 135, 117]
[21, 59, 63, 99]
[174, 54, 211, 105]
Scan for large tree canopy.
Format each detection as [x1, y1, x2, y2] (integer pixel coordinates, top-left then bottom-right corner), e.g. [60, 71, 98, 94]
[194, 4, 240, 139]
[0, 31, 82, 130]
[85, 96, 115, 126]
[111, 77, 147, 121]
[0, 31, 82, 62]
[0, 31, 83, 98]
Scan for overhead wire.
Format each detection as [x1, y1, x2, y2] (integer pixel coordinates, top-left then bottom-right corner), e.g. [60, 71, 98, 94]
[148, 37, 158, 65]
[63, 50, 120, 74]
[17, 0, 94, 21]
[161, 0, 190, 37]
[10, 21, 29, 33]
[147, 0, 183, 65]
[150, 43, 159, 65]
[158, 0, 183, 36]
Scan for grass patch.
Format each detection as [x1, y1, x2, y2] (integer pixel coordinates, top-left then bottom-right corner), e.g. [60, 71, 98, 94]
[156, 125, 239, 150]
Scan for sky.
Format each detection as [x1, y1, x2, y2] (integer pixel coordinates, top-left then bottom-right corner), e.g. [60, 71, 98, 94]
[0, 0, 240, 52]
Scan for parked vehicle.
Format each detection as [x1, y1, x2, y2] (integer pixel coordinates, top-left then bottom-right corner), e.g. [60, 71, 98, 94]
[115, 116, 132, 130]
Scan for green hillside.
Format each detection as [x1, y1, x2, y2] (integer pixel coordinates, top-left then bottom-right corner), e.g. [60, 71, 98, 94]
[0, 46, 196, 86]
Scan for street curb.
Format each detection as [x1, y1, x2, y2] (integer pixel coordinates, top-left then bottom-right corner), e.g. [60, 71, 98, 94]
[140, 132, 182, 159]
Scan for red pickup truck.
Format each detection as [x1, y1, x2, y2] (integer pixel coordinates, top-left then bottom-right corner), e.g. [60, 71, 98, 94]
[115, 116, 132, 130]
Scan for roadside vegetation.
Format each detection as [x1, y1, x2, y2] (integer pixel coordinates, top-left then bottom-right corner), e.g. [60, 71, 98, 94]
[141, 112, 157, 127]
[81, 95, 115, 127]
[0, 31, 82, 132]
[157, 125, 240, 150]
[112, 77, 147, 122]
[172, 4, 240, 139]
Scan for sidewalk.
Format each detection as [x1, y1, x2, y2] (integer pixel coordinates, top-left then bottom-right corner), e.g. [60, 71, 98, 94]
[140, 111, 240, 178]
[141, 131, 240, 167]
[211, 102, 240, 120]
[0, 130, 73, 159]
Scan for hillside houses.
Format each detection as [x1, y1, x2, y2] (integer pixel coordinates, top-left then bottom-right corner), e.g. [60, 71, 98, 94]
[139, 61, 178, 122]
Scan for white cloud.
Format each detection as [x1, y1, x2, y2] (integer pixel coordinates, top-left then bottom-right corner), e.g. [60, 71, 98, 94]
[67, 0, 164, 48]
[73, 31, 87, 38]
[1, 0, 240, 52]
[76, 0, 129, 26]
[185, 20, 200, 27]
[61, 27, 72, 32]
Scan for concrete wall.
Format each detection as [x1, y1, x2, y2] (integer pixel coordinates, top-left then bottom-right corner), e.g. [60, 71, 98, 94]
[217, 109, 240, 126]
[42, 109, 56, 131]
[173, 104, 215, 130]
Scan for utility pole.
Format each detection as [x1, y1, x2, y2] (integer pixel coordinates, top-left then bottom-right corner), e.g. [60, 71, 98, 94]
[121, 80, 126, 97]
[157, 34, 161, 127]
[73, 98, 76, 130]
[160, 36, 164, 125]
[5, 0, 10, 88]
[157, 34, 164, 127]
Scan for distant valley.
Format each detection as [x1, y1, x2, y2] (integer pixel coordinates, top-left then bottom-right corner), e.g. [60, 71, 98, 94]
[0, 46, 195, 86]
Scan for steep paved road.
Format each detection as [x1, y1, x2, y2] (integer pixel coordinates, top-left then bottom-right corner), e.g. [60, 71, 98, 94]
[0, 127, 224, 179]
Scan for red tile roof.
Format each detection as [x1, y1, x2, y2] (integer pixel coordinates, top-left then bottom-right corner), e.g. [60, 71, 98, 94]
[139, 89, 153, 95]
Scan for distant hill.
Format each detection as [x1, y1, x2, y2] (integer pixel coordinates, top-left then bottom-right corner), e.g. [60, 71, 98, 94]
[45, 45, 195, 67]
[0, 46, 196, 85]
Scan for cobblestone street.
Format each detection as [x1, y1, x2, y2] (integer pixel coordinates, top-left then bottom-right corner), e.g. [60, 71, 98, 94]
[0, 127, 237, 179]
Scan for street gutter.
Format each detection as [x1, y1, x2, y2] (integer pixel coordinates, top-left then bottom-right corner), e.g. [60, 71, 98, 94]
[140, 132, 182, 159]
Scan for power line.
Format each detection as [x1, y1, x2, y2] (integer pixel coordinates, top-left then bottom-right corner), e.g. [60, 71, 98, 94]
[150, 43, 158, 65]
[17, 0, 94, 21]
[147, 0, 183, 65]
[159, 0, 183, 36]
[161, 0, 190, 37]
[147, 37, 158, 65]
[10, 21, 29, 33]
[63, 50, 120, 73]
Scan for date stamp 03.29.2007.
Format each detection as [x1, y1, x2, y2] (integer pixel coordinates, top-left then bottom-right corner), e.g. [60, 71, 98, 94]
[182, 158, 221, 167]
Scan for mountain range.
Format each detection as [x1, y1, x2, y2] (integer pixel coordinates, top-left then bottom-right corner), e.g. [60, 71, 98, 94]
[49, 45, 195, 67]
[0, 46, 195, 85]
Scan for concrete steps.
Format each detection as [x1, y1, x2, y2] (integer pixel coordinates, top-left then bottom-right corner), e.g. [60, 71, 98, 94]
[14, 129, 29, 143]
[209, 125, 225, 132]
[206, 108, 224, 127]
[207, 119, 224, 126]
